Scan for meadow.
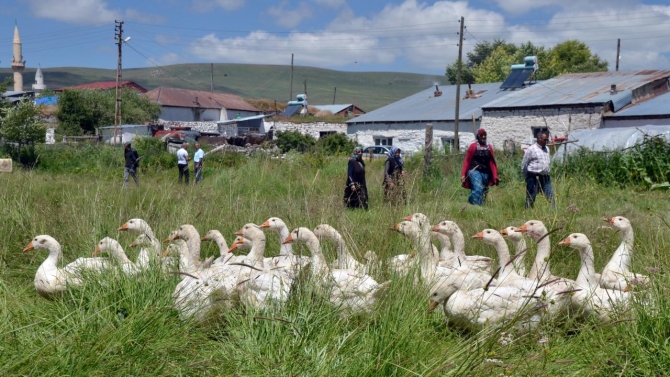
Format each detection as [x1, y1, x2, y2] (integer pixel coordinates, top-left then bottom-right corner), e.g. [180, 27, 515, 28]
[1, 148, 669, 376]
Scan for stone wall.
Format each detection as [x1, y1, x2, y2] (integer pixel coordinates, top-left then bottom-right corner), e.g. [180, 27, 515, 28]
[480, 109, 603, 149]
[349, 128, 476, 154]
[263, 121, 347, 139]
[157, 119, 219, 134]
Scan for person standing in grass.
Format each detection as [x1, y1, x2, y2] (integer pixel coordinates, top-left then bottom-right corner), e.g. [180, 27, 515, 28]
[383, 146, 406, 204]
[177, 142, 190, 184]
[344, 146, 368, 210]
[461, 129, 499, 205]
[123, 141, 140, 188]
[521, 131, 555, 208]
[193, 142, 204, 184]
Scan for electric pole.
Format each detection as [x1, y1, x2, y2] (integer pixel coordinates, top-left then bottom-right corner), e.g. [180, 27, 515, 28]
[333, 87, 337, 104]
[453, 16, 465, 153]
[114, 20, 124, 144]
[289, 53, 294, 100]
[303, 77, 308, 96]
[615, 39, 620, 71]
[210, 63, 214, 91]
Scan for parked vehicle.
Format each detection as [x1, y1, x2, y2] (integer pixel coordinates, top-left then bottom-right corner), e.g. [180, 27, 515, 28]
[362, 145, 392, 158]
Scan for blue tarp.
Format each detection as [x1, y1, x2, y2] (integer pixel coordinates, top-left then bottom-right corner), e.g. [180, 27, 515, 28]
[35, 96, 58, 105]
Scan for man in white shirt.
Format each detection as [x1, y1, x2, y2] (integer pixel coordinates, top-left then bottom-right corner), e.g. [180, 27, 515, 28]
[193, 142, 204, 184]
[177, 143, 190, 184]
[521, 131, 555, 208]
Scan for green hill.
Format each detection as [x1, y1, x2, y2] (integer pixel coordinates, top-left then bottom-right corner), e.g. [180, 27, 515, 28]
[0, 64, 446, 111]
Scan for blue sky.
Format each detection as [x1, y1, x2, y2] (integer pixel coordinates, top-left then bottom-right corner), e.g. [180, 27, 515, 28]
[2, 0, 670, 75]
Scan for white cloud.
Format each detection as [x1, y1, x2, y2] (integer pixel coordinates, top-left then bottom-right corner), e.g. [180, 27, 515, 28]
[149, 52, 183, 66]
[26, 0, 164, 25]
[267, 3, 314, 29]
[192, 0, 245, 12]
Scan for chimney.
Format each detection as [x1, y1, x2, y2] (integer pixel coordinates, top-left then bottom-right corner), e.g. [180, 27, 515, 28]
[434, 84, 442, 97]
[610, 84, 617, 95]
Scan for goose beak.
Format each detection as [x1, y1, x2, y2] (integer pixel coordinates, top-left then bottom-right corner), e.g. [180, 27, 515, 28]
[93, 245, 101, 257]
[228, 238, 243, 253]
[162, 248, 170, 258]
[164, 233, 178, 243]
[471, 231, 484, 240]
[259, 221, 271, 229]
[431, 225, 440, 232]
[403, 215, 413, 221]
[118, 223, 129, 231]
[557, 237, 571, 246]
[500, 229, 508, 236]
[390, 223, 400, 231]
[23, 242, 35, 253]
[428, 300, 439, 313]
[603, 217, 614, 224]
[201, 237, 208, 241]
[129, 240, 138, 248]
[282, 234, 294, 244]
[234, 229, 244, 236]
[515, 224, 528, 233]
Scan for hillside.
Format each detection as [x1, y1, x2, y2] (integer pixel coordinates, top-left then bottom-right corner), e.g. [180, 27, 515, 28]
[0, 64, 446, 111]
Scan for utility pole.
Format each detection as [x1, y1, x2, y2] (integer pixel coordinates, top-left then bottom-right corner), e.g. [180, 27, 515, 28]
[289, 53, 294, 100]
[303, 77, 308, 96]
[114, 20, 124, 144]
[333, 87, 337, 104]
[210, 63, 214, 91]
[453, 16, 465, 153]
[615, 39, 620, 71]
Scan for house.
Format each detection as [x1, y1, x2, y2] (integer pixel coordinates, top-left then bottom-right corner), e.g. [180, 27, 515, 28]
[346, 83, 512, 153]
[98, 124, 156, 144]
[311, 104, 366, 117]
[145, 87, 261, 122]
[480, 70, 670, 149]
[601, 91, 670, 128]
[55, 81, 147, 93]
[1, 90, 34, 104]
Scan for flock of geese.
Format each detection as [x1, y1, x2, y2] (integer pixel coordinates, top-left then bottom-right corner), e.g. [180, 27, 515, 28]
[22, 214, 650, 334]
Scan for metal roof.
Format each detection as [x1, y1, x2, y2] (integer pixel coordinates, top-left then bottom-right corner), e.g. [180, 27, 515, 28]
[607, 91, 670, 117]
[312, 104, 353, 114]
[216, 114, 266, 125]
[347, 82, 510, 124]
[56, 81, 148, 93]
[145, 87, 259, 112]
[482, 70, 670, 109]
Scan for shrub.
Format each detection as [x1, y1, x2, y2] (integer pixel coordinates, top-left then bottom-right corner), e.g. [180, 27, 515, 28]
[315, 133, 356, 156]
[274, 130, 316, 153]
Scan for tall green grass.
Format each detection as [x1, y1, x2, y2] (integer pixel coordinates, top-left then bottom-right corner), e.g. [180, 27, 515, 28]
[0, 151, 669, 375]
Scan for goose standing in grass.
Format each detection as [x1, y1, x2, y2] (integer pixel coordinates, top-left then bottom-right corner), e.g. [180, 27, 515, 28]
[283, 227, 391, 314]
[94, 237, 140, 276]
[129, 234, 177, 272]
[23, 235, 85, 298]
[431, 220, 493, 273]
[201, 229, 240, 265]
[390, 220, 432, 278]
[313, 224, 364, 273]
[558, 233, 631, 320]
[259, 217, 310, 276]
[500, 226, 527, 276]
[118, 218, 162, 258]
[600, 216, 649, 291]
[430, 231, 452, 263]
[165, 225, 215, 271]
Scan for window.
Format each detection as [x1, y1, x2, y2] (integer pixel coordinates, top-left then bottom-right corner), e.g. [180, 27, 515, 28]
[238, 127, 260, 136]
[374, 137, 393, 146]
[319, 131, 337, 138]
[532, 127, 549, 139]
[442, 137, 455, 153]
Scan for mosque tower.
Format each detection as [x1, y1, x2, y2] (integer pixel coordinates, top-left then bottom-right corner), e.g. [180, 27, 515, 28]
[32, 65, 46, 95]
[11, 24, 25, 91]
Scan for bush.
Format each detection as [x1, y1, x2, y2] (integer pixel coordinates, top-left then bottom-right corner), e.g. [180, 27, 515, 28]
[131, 137, 174, 170]
[274, 130, 316, 153]
[315, 133, 356, 156]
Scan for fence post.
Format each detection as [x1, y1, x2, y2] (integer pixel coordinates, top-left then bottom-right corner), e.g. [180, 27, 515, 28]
[424, 123, 433, 178]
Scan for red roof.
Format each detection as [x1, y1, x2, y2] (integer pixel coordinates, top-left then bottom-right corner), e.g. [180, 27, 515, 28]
[55, 81, 147, 93]
[145, 87, 259, 112]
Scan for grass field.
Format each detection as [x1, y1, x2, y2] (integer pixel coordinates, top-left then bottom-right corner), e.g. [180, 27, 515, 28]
[1, 150, 669, 376]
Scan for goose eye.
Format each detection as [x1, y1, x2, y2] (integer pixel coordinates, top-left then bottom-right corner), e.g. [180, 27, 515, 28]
[573, 235, 577, 238]
[39, 239, 47, 244]
[432, 292, 437, 296]
[486, 230, 491, 234]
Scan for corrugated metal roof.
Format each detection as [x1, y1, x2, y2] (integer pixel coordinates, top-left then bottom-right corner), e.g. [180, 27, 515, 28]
[482, 70, 670, 109]
[312, 104, 352, 114]
[57, 81, 148, 93]
[216, 114, 266, 125]
[608, 91, 670, 117]
[347, 82, 510, 124]
[145, 87, 260, 112]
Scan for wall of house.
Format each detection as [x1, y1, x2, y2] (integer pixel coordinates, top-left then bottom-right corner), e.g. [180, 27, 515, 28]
[158, 120, 219, 134]
[347, 122, 477, 153]
[601, 117, 670, 128]
[225, 110, 258, 120]
[480, 107, 603, 149]
[160, 107, 221, 122]
[262, 121, 347, 139]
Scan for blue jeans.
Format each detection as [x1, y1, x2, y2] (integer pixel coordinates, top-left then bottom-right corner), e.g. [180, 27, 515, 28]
[525, 174, 555, 208]
[467, 170, 489, 205]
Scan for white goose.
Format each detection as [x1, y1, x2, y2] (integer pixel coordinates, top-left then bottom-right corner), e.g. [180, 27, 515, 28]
[430, 231, 452, 263]
[165, 225, 215, 271]
[500, 226, 527, 277]
[259, 217, 310, 276]
[431, 220, 493, 273]
[23, 235, 87, 298]
[129, 234, 177, 272]
[94, 237, 141, 276]
[600, 216, 649, 291]
[558, 233, 631, 320]
[390, 220, 428, 277]
[118, 218, 162, 264]
[313, 224, 364, 273]
[283, 227, 391, 314]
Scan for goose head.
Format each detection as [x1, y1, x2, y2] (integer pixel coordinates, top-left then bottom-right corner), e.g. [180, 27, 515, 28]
[428, 277, 455, 313]
[94, 237, 123, 257]
[558, 233, 591, 250]
[23, 235, 60, 254]
[313, 224, 340, 241]
[201, 229, 222, 242]
[603, 216, 632, 231]
[515, 220, 548, 241]
[471, 229, 504, 245]
[129, 233, 152, 248]
[391, 220, 420, 238]
[404, 213, 430, 229]
[500, 226, 524, 243]
[162, 239, 186, 258]
[431, 220, 460, 236]
[227, 236, 252, 253]
[260, 217, 288, 232]
[234, 223, 265, 241]
[164, 225, 199, 242]
[282, 227, 315, 245]
[118, 218, 151, 234]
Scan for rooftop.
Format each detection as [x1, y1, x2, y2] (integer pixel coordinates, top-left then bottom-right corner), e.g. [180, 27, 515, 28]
[145, 87, 259, 112]
[55, 81, 148, 93]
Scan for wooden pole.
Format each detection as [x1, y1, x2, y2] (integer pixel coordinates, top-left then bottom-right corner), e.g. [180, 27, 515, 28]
[615, 39, 620, 72]
[471, 113, 476, 135]
[113, 20, 124, 144]
[424, 123, 433, 178]
[289, 53, 294, 100]
[210, 63, 214, 92]
[453, 16, 465, 153]
[333, 87, 337, 105]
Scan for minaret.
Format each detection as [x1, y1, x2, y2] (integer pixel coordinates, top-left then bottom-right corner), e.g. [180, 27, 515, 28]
[32, 65, 46, 95]
[11, 24, 26, 92]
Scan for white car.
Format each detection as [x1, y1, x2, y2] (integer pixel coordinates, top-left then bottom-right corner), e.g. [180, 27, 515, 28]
[362, 145, 392, 158]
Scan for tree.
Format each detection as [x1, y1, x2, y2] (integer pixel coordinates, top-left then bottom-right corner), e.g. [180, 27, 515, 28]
[445, 60, 474, 85]
[0, 100, 45, 166]
[466, 39, 517, 66]
[471, 45, 518, 83]
[545, 40, 608, 77]
[56, 88, 161, 135]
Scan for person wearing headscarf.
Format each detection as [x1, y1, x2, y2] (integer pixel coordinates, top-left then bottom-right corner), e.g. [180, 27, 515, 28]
[344, 146, 368, 210]
[383, 146, 406, 204]
[461, 129, 499, 205]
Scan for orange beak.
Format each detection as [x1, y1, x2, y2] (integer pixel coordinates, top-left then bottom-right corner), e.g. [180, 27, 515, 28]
[471, 231, 484, 240]
[93, 245, 101, 257]
[162, 248, 170, 258]
[431, 225, 440, 232]
[390, 223, 400, 231]
[234, 229, 244, 236]
[129, 240, 138, 248]
[403, 215, 413, 221]
[500, 228, 508, 236]
[259, 221, 271, 229]
[164, 233, 178, 243]
[23, 241, 34, 253]
[428, 300, 439, 313]
[282, 234, 294, 244]
[557, 237, 571, 246]
[118, 223, 129, 231]
[228, 238, 243, 253]
[515, 224, 528, 233]
[201, 237, 209, 241]
[603, 217, 614, 224]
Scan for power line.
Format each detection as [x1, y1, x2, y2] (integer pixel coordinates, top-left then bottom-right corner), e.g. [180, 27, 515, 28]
[123, 42, 205, 88]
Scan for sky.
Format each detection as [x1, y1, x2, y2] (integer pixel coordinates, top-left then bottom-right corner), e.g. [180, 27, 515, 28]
[2, 0, 670, 75]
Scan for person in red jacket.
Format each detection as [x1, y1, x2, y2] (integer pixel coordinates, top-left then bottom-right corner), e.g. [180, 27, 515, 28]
[460, 129, 499, 205]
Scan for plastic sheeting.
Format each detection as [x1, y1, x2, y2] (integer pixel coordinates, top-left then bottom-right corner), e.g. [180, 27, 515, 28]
[553, 125, 670, 161]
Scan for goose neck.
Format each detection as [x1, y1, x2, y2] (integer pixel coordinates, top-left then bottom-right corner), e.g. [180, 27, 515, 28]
[450, 229, 466, 258]
[576, 244, 598, 289]
[304, 235, 330, 277]
[528, 234, 551, 281]
[213, 232, 229, 256]
[491, 238, 515, 277]
[278, 226, 294, 256]
[247, 237, 267, 265]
